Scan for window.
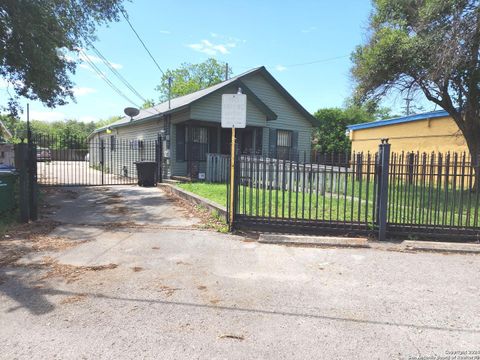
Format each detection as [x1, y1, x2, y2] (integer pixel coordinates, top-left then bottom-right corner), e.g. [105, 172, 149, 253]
[110, 135, 116, 151]
[277, 130, 292, 159]
[190, 126, 208, 161]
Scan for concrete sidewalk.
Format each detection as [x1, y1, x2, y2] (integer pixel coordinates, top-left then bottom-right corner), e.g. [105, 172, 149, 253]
[258, 233, 480, 254]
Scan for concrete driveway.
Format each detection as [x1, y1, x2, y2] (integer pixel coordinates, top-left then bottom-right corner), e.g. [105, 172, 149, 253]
[0, 186, 479, 359]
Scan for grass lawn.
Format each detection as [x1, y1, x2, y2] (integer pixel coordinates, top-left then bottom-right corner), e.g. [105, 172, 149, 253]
[176, 181, 480, 227]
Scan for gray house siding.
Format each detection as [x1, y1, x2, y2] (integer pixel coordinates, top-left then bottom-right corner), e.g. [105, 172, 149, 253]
[89, 119, 164, 178]
[241, 75, 313, 159]
[190, 85, 267, 127]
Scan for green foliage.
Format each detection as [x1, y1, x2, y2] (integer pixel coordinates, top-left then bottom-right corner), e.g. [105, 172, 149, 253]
[142, 99, 155, 109]
[0, 0, 125, 116]
[351, 0, 480, 165]
[155, 58, 232, 101]
[312, 102, 392, 153]
[4, 115, 121, 148]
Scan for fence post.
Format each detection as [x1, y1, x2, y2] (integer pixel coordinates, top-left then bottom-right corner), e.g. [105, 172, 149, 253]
[15, 143, 30, 223]
[155, 139, 163, 184]
[28, 142, 38, 221]
[100, 139, 105, 185]
[377, 139, 390, 241]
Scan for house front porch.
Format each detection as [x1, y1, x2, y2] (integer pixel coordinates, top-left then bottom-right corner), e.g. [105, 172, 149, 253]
[173, 120, 265, 179]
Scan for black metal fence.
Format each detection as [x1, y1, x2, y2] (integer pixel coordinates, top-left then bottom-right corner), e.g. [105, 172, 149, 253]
[33, 135, 161, 186]
[230, 144, 480, 240]
[387, 151, 480, 237]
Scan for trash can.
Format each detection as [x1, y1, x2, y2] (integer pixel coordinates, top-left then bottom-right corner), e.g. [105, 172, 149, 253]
[134, 161, 157, 187]
[0, 170, 18, 213]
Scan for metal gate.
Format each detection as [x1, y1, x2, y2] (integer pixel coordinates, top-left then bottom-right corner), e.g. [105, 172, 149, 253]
[230, 150, 379, 237]
[33, 135, 161, 186]
[229, 141, 480, 240]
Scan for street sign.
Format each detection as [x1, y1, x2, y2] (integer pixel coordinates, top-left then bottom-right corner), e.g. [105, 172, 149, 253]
[221, 90, 246, 231]
[221, 93, 247, 128]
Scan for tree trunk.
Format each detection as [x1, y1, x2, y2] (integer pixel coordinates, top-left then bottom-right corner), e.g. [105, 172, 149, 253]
[463, 122, 480, 192]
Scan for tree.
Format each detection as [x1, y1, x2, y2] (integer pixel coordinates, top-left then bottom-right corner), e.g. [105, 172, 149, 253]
[351, 0, 480, 185]
[142, 99, 155, 109]
[0, 0, 125, 116]
[313, 102, 392, 153]
[155, 58, 232, 101]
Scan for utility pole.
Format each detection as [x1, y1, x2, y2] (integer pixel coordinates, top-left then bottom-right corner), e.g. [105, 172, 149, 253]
[225, 63, 229, 81]
[168, 76, 172, 110]
[403, 97, 413, 116]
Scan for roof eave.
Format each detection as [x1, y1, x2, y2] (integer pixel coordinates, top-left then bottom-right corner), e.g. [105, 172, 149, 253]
[347, 110, 450, 131]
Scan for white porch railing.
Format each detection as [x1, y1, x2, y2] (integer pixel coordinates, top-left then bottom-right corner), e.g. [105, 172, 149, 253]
[206, 153, 230, 182]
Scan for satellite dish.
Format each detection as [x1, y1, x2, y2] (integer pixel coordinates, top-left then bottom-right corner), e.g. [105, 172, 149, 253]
[124, 107, 140, 120]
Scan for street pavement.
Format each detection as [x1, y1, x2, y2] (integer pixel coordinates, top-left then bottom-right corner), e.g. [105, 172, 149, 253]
[0, 186, 478, 359]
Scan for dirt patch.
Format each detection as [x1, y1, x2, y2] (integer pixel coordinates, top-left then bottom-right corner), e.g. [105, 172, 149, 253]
[158, 284, 182, 297]
[176, 261, 191, 266]
[197, 285, 207, 291]
[218, 334, 244, 341]
[42, 188, 79, 200]
[132, 266, 144, 272]
[60, 293, 87, 305]
[0, 220, 66, 267]
[163, 191, 226, 232]
[110, 205, 128, 215]
[16, 257, 119, 284]
[3, 220, 60, 241]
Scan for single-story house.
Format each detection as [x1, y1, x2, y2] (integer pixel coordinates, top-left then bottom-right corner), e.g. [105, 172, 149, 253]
[347, 110, 467, 154]
[88, 66, 316, 179]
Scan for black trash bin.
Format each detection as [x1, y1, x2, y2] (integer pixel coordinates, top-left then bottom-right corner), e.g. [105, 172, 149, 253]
[134, 161, 157, 187]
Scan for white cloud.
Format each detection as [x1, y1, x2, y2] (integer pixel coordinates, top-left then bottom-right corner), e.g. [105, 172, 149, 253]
[0, 78, 23, 89]
[275, 65, 287, 72]
[73, 86, 96, 96]
[187, 33, 245, 56]
[159, 30, 171, 34]
[188, 39, 236, 56]
[78, 52, 123, 70]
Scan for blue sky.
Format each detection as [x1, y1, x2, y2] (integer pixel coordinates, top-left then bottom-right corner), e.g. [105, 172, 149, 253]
[6, 0, 435, 122]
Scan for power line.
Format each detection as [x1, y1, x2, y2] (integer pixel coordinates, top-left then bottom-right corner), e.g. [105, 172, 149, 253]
[88, 43, 148, 104]
[119, 7, 165, 76]
[238, 54, 349, 72]
[79, 49, 141, 108]
[285, 54, 349, 68]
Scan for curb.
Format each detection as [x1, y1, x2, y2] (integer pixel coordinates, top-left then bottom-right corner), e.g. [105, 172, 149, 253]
[258, 234, 370, 248]
[403, 240, 480, 254]
[158, 183, 227, 221]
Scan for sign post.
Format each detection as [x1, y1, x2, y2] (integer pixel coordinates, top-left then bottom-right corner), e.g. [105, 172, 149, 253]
[221, 89, 247, 231]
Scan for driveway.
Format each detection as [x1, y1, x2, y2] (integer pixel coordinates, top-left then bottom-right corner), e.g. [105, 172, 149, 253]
[37, 161, 134, 186]
[0, 186, 479, 359]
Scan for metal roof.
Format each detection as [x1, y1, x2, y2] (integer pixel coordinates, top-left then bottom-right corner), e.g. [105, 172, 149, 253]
[347, 110, 449, 131]
[91, 66, 316, 135]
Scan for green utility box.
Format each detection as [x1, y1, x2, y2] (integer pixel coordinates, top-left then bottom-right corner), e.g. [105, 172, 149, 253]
[0, 171, 18, 213]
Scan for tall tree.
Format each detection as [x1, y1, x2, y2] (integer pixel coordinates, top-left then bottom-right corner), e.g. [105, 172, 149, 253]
[0, 0, 125, 116]
[155, 58, 232, 102]
[313, 102, 392, 153]
[352, 0, 480, 183]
